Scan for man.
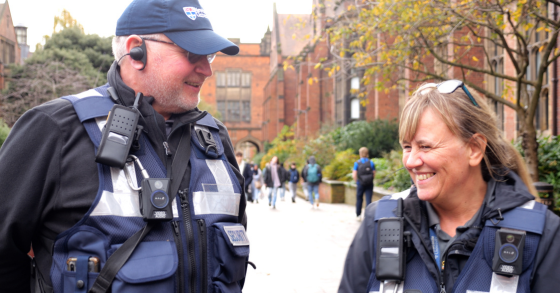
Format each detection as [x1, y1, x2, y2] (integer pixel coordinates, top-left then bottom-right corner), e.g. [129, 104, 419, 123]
[0, 1, 248, 292]
[353, 147, 376, 221]
[302, 156, 322, 208]
[236, 151, 253, 201]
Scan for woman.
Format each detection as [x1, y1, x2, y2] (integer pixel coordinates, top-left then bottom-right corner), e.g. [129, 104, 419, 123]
[264, 156, 282, 209]
[251, 164, 262, 203]
[338, 80, 560, 293]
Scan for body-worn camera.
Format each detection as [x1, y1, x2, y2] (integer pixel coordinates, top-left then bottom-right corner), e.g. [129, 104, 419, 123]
[492, 228, 525, 276]
[140, 178, 173, 221]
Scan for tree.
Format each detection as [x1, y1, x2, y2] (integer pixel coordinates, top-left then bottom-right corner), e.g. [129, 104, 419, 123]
[1, 61, 90, 126]
[1, 10, 114, 125]
[325, 0, 559, 181]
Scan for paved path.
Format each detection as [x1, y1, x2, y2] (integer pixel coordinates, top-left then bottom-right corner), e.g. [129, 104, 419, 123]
[242, 193, 361, 293]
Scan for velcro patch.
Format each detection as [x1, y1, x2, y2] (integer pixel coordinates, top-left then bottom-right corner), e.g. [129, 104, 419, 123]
[223, 226, 250, 246]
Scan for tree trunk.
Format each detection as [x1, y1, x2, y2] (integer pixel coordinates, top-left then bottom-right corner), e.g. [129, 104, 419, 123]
[519, 111, 539, 182]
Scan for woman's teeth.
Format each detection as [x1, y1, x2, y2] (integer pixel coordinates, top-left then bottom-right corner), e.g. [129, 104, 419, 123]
[417, 173, 435, 181]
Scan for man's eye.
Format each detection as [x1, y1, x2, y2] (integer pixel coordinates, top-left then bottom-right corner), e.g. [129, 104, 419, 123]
[420, 145, 431, 150]
[402, 145, 411, 150]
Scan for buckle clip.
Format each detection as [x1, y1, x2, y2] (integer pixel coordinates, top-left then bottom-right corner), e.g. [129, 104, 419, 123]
[195, 126, 217, 155]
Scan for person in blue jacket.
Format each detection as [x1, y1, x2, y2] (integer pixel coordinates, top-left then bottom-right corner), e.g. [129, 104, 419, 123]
[353, 147, 376, 221]
[288, 162, 300, 203]
[339, 80, 560, 293]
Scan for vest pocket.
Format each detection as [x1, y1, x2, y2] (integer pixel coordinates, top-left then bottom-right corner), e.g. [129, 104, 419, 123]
[62, 271, 99, 293]
[211, 223, 249, 287]
[111, 241, 178, 293]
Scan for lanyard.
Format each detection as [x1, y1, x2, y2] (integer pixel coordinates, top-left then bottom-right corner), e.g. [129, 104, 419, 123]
[429, 227, 441, 272]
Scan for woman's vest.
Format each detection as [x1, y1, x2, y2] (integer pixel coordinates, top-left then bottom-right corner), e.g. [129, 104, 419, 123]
[367, 195, 547, 293]
[49, 85, 248, 293]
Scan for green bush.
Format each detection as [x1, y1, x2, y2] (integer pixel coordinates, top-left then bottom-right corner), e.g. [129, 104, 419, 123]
[514, 135, 560, 196]
[0, 119, 10, 147]
[375, 150, 411, 192]
[331, 119, 400, 158]
[537, 136, 560, 195]
[323, 149, 359, 181]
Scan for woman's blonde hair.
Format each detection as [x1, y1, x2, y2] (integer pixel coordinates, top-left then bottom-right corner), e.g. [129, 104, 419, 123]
[399, 83, 536, 195]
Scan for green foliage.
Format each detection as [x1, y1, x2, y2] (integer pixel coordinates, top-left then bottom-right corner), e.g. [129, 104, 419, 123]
[331, 119, 400, 158]
[323, 149, 359, 181]
[514, 135, 560, 195]
[536, 136, 560, 195]
[260, 126, 297, 168]
[0, 119, 11, 147]
[252, 152, 265, 166]
[375, 150, 411, 192]
[30, 26, 113, 86]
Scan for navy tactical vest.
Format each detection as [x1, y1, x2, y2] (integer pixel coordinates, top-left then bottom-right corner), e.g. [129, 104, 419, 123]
[49, 84, 248, 293]
[367, 193, 546, 293]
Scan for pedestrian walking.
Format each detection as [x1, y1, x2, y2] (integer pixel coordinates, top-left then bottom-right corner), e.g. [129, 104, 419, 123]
[302, 156, 322, 208]
[353, 147, 376, 221]
[264, 156, 282, 209]
[251, 164, 263, 203]
[278, 162, 288, 201]
[288, 162, 300, 203]
[301, 159, 309, 200]
[236, 151, 253, 202]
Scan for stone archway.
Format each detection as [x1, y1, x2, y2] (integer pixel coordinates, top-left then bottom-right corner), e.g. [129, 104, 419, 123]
[235, 137, 262, 161]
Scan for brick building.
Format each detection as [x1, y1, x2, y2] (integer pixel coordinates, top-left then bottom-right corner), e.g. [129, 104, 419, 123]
[0, 0, 21, 90]
[199, 38, 270, 157]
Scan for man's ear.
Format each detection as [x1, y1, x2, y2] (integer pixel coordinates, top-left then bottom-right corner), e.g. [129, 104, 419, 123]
[468, 133, 487, 167]
[125, 35, 145, 70]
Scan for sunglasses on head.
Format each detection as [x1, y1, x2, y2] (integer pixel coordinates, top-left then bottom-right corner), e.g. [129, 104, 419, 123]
[142, 38, 217, 64]
[418, 79, 480, 108]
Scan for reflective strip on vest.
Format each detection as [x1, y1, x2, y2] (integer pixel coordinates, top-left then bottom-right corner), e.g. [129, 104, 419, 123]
[193, 159, 241, 216]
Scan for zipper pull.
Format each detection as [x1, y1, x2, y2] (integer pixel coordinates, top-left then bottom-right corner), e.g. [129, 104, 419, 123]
[198, 220, 205, 234]
[163, 141, 172, 157]
[178, 188, 189, 205]
[172, 221, 180, 236]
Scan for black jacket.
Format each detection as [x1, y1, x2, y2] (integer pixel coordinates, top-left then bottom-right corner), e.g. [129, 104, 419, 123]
[241, 162, 253, 191]
[0, 61, 246, 292]
[338, 171, 560, 293]
[263, 164, 282, 187]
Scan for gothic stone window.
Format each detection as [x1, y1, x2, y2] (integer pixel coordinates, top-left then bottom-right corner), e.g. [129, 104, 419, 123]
[216, 70, 252, 122]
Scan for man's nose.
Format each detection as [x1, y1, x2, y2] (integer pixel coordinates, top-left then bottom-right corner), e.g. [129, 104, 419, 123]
[195, 56, 213, 77]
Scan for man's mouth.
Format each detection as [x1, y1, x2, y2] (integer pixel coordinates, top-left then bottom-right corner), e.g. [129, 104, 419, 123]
[185, 81, 201, 88]
[417, 173, 435, 181]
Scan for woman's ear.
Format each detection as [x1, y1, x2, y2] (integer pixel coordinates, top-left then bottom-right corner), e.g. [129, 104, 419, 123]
[468, 133, 487, 167]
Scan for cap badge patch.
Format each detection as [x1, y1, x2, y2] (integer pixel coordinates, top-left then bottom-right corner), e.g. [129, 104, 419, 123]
[183, 7, 207, 20]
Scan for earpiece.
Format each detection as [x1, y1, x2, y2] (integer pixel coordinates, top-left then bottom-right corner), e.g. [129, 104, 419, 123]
[129, 38, 147, 70]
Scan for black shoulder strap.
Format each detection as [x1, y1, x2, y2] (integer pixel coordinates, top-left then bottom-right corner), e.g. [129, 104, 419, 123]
[88, 222, 154, 293]
[89, 126, 193, 293]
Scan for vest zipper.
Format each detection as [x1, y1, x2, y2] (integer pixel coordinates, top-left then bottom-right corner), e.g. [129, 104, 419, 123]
[197, 219, 208, 293]
[179, 188, 197, 293]
[172, 221, 185, 293]
[403, 214, 446, 293]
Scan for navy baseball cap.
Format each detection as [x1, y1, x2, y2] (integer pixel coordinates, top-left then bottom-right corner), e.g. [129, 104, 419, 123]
[116, 0, 239, 56]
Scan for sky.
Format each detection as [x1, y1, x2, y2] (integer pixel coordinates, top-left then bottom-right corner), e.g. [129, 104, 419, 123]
[9, 0, 312, 52]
